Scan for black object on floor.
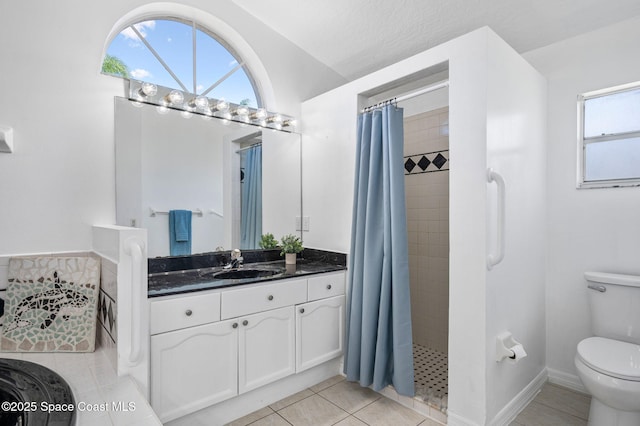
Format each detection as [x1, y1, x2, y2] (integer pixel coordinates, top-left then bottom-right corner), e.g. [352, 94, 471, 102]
[0, 358, 75, 426]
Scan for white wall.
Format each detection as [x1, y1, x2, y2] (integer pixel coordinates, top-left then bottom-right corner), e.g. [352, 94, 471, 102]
[0, 0, 344, 257]
[140, 105, 225, 257]
[262, 130, 301, 241]
[484, 31, 547, 423]
[301, 28, 547, 425]
[524, 16, 640, 389]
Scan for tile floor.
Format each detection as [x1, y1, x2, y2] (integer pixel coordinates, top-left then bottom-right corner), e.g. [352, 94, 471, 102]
[226, 375, 441, 426]
[511, 383, 591, 426]
[413, 343, 448, 413]
[0, 348, 161, 425]
[227, 378, 591, 426]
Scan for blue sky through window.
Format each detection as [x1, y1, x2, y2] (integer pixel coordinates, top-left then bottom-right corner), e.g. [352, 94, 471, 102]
[105, 19, 258, 107]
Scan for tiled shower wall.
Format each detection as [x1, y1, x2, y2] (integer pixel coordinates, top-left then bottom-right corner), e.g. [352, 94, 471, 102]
[404, 106, 449, 354]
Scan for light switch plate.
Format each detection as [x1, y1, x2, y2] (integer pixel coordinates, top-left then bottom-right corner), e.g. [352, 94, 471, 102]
[302, 216, 310, 231]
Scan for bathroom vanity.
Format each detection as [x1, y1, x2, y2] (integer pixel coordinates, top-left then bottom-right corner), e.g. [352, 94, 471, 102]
[147, 250, 346, 423]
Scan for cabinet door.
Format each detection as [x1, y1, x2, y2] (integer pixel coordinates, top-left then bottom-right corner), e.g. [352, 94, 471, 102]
[296, 295, 345, 372]
[238, 306, 295, 393]
[151, 319, 238, 422]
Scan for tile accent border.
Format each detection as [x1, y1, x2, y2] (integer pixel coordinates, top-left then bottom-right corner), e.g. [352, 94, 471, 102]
[96, 255, 118, 371]
[404, 150, 449, 175]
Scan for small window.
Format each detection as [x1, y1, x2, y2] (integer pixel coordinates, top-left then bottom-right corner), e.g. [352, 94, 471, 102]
[102, 18, 260, 107]
[578, 81, 640, 188]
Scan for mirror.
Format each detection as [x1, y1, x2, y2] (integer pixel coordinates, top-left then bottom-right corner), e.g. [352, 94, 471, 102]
[114, 97, 301, 258]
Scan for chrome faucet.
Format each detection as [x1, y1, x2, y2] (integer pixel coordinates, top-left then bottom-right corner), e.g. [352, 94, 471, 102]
[225, 249, 243, 269]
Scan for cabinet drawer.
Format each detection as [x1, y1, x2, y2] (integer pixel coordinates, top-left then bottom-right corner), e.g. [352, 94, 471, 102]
[221, 279, 307, 319]
[150, 291, 220, 335]
[308, 271, 346, 301]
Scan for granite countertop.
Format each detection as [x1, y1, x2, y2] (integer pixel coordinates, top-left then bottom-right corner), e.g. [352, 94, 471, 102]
[148, 248, 347, 298]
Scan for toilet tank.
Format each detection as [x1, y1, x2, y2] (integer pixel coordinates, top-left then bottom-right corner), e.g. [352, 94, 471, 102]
[585, 272, 640, 345]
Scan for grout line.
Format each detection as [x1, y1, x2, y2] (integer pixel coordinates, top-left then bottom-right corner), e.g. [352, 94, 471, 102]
[270, 389, 315, 411]
[313, 391, 353, 416]
[237, 407, 275, 426]
[274, 412, 293, 426]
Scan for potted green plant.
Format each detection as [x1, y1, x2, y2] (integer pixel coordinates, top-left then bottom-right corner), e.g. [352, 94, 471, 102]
[258, 233, 279, 249]
[280, 234, 303, 265]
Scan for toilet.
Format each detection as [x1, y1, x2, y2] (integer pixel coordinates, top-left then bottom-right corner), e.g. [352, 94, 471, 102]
[575, 272, 640, 426]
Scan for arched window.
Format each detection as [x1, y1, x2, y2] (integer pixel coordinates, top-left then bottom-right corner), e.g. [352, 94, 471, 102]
[102, 18, 260, 107]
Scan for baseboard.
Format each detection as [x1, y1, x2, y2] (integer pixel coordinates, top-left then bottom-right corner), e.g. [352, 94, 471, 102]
[166, 359, 341, 426]
[490, 368, 548, 426]
[447, 412, 478, 426]
[546, 367, 587, 394]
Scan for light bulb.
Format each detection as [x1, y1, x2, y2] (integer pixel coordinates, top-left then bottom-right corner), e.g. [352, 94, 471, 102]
[283, 119, 297, 128]
[165, 90, 184, 105]
[139, 82, 157, 97]
[233, 106, 249, 117]
[214, 99, 229, 112]
[258, 119, 267, 127]
[268, 114, 283, 124]
[191, 96, 209, 110]
[251, 108, 267, 120]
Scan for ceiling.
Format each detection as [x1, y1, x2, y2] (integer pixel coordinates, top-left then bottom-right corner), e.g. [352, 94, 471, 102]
[232, 0, 640, 81]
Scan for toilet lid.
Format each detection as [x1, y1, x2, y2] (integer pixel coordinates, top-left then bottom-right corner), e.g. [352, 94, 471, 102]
[577, 337, 640, 381]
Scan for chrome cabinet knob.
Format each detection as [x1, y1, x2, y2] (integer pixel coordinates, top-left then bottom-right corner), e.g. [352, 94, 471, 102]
[185, 309, 193, 316]
[326, 284, 332, 290]
[232, 323, 238, 329]
[299, 308, 305, 314]
[268, 295, 274, 301]
[242, 320, 249, 326]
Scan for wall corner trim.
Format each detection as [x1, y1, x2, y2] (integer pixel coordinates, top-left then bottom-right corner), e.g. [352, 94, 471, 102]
[0, 125, 14, 153]
[546, 367, 587, 394]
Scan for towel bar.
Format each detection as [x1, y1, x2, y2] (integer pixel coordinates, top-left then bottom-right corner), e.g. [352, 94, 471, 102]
[149, 208, 204, 217]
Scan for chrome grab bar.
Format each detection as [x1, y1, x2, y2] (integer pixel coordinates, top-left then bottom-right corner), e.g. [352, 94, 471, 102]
[588, 284, 606, 293]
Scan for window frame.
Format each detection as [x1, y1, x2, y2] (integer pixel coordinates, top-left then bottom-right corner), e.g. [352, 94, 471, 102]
[577, 80, 640, 189]
[103, 16, 262, 108]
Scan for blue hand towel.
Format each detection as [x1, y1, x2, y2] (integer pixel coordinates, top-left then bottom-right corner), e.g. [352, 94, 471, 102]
[169, 210, 192, 256]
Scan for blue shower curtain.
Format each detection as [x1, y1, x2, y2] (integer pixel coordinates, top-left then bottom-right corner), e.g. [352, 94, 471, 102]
[344, 105, 415, 396]
[241, 145, 262, 249]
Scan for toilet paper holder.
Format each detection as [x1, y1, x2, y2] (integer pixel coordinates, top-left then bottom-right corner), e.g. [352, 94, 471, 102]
[496, 331, 527, 362]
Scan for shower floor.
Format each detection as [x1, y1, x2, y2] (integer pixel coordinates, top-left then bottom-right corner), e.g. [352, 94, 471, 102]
[413, 343, 448, 413]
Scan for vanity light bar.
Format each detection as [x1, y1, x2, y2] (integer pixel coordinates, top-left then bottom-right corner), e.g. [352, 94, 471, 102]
[129, 80, 297, 133]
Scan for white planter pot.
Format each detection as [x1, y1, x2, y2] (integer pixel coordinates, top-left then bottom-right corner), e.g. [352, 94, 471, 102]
[285, 253, 297, 265]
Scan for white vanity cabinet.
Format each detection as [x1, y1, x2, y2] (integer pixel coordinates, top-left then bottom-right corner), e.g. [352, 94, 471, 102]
[149, 271, 346, 423]
[296, 295, 345, 372]
[238, 306, 296, 393]
[151, 318, 238, 422]
[296, 271, 346, 372]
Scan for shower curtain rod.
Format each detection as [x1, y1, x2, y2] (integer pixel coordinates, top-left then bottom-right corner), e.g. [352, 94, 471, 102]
[235, 142, 262, 153]
[362, 80, 450, 112]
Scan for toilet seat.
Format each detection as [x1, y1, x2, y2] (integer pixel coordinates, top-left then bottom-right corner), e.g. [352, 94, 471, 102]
[577, 337, 640, 382]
